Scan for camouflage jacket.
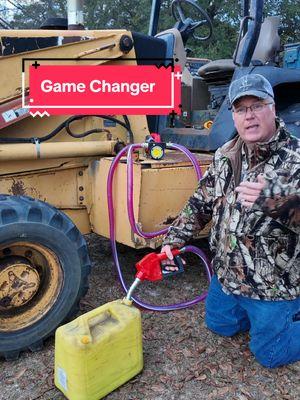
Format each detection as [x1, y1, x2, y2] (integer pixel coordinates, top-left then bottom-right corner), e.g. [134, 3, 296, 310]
[163, 123, 300, 300]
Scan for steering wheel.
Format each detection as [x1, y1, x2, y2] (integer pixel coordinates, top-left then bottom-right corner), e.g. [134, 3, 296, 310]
[171, 0, 213, 41]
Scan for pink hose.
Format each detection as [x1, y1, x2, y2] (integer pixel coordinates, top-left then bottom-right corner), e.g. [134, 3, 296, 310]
[107, 143, 212, 311]
[127, 143, 202, 239]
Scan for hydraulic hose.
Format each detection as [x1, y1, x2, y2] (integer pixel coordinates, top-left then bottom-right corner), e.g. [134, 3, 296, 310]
[0, 115, 133, 144]
[107, 143, 212, 311]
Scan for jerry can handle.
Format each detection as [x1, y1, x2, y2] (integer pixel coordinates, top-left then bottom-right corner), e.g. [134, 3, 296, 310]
[79, 306, 123, 344]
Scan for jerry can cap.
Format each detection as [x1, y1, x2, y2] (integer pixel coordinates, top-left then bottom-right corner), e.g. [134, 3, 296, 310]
[121, 298, 133, 306]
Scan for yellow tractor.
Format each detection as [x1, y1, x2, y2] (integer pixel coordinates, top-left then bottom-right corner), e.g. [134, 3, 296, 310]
[0, 0, 214, 359]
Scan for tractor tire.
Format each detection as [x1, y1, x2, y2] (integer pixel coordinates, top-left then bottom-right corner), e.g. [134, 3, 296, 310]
[0, 195, 91, 360]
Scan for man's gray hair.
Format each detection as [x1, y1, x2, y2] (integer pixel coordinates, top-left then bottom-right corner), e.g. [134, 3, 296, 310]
[264, 96, 275, 105]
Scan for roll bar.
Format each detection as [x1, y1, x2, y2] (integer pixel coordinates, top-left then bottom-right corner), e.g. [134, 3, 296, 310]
[234, 0, 264, 66]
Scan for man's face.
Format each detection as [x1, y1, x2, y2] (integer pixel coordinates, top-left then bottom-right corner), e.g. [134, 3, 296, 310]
[232, 95, 276, 144]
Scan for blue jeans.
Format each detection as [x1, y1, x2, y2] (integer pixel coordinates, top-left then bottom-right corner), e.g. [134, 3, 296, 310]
[205, 275, 300, 368]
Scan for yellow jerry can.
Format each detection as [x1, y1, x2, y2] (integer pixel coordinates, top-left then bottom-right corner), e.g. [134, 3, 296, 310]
[54, 299, 143, 400]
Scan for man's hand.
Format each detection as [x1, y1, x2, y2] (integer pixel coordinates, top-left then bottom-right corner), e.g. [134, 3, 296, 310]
[160, 245, 177, 271]
[160, 245, 187, 272]
[235, 175, 266, 208]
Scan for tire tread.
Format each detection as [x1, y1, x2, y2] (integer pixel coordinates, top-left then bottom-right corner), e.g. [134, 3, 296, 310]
[0, 194, 91, 360]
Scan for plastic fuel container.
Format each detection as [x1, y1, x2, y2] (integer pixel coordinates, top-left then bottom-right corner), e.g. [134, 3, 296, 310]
[54, 299, 143, 400]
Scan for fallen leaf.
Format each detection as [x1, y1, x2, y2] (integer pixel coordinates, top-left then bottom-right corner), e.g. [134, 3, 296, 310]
[165, 349, 178, 362]
[13, 368, 27, 380]
[197, 345, 206, 354]
[79, 299, 97, 310]
[176, 336, 189, 343]
[206, 348, 214, 354]
[174, 382, 184, 390]
[181, 348, 193, 358]
[205, 363, 218, 376]
[158, 375, 170, 384]
[5, 368, 27, 384]
[237, 394, 249, 400]
[196, 374, 207, 381]
[240, 387, 252, 398]
[183, 373, 196, 382]
[217, 387, 231, 396]
[262, 389, 273, 397]
[46, 375, 54, 387]
[151, 384, 165, 393]
[243, 348, 252, 358]
[219, 363, 233, 374]
[208, 389, 219, 399]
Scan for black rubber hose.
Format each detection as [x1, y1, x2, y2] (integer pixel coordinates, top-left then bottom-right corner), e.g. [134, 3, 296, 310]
[65, 115, 133, 142]
[122, 114, 134, 143]
[0, 115, 134, 144]
[90, 115, 134, 143]
[0, 118, 71, 144]
[65, 116, 110, 138]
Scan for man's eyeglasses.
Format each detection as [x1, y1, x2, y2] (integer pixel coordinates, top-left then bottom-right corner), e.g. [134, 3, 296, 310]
[232, 102, 274, 116]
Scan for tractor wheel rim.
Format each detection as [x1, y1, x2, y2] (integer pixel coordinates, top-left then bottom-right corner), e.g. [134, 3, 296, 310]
[0, 260, 40, 309]
[0, 242, 63, 332]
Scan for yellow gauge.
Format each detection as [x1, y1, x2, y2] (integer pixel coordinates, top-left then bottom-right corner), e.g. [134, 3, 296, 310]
[203, 120, 213, 129]
[150, 144, 164, 160]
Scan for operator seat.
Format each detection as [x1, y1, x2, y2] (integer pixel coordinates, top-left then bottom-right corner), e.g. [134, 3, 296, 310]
[198, 16, 281, 81]
[132, 28, 186, 69]
[131, 29, 186, 133]
[155, 28, 187, 70]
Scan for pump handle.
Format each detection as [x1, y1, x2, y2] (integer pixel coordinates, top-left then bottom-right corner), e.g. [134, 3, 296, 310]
[156, 249, 181, 261]
[135, 249, 181, 281]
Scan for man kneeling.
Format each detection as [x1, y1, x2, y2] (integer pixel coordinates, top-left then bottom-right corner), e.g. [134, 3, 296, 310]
[161, 74, 300, 368]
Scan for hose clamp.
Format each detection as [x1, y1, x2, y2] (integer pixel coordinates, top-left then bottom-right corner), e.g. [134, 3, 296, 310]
[33, 138, 41, 159]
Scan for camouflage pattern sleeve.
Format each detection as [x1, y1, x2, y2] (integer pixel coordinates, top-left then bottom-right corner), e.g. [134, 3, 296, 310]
[253, 169, 300, 234]
[162, 156, 217, 248]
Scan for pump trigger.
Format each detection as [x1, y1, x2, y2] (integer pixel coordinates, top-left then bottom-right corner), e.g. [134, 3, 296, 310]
[162, 255, 185, 278]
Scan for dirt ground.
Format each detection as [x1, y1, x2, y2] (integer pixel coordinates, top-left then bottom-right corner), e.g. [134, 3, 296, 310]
[1, 234, 299, 400]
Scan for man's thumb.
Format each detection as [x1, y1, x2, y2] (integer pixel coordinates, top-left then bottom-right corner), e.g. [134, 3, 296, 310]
[257, 174, 266, 184]
[166, 247, 174, 260]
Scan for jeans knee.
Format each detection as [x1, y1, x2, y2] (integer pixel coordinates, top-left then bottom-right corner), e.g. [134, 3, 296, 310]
[253, 353, 280, 368]
[205, 318, 240, 337]
[251, 346, 283, 369]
